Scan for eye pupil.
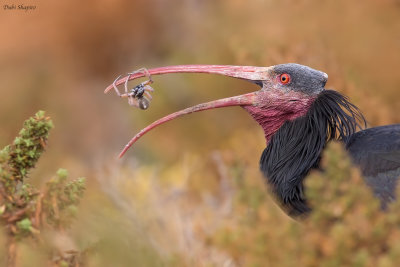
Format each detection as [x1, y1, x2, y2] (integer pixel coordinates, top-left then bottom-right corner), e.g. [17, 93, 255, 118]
[280, 73, 290, 84]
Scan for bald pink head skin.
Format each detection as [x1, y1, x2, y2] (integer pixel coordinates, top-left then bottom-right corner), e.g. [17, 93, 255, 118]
[105, 64, 326, 157]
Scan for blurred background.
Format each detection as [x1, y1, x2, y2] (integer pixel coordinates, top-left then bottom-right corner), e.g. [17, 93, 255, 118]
[1, 0, 399, 266]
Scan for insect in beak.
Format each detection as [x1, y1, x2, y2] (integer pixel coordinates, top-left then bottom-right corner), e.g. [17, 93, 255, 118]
[111, 68, 155, 110]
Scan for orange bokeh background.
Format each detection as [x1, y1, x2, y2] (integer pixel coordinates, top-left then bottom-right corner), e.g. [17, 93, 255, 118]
[1, 1, 399, 265]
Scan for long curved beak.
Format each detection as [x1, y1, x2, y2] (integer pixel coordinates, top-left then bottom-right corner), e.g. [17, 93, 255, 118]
[104, 65, 270, 94]
[119, 91, 259, 157]
[105, 65, 270, 158]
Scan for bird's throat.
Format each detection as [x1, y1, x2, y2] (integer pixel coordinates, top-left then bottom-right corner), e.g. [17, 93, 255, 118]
[243, 95, 315, 143]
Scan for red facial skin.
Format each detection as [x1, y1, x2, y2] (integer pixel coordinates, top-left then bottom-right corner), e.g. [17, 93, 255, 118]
[243, 90, 314, 142]
[105, 65, 316, 157]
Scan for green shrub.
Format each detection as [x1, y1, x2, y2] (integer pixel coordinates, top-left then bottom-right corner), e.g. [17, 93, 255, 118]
[0, 111, 86, 267]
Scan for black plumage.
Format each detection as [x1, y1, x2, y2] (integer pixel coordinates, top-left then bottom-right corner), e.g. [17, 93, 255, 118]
[347, 124, 400, 208]
[261, 90, 400, 217]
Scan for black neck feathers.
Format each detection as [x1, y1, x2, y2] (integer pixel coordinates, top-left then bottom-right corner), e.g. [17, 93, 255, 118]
[260, 90, 366, 217]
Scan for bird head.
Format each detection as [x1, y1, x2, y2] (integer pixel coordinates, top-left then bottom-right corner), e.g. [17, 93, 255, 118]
[105, 63, 329, 157]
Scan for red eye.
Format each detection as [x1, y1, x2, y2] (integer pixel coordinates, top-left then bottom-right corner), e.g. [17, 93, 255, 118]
[280, 73, 290, 84]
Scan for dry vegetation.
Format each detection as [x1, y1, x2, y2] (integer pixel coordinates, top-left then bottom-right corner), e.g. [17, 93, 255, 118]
[0, 0, 399, 266]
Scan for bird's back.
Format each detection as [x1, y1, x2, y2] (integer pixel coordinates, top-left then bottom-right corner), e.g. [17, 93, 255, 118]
[346, 124, 400, 207]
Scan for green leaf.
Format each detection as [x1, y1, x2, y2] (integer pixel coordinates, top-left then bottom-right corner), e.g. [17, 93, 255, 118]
[17, 218, 32, 232]
[35, 110, 45, 118]
[57, 168, 69, 179]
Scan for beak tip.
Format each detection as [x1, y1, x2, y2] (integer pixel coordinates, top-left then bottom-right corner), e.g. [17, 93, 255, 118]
[104, 85, 113, 94]
[323, 72, 328, 82]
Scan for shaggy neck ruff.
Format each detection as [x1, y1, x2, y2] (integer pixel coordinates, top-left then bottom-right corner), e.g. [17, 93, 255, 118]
[247, 90, 366, 217]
